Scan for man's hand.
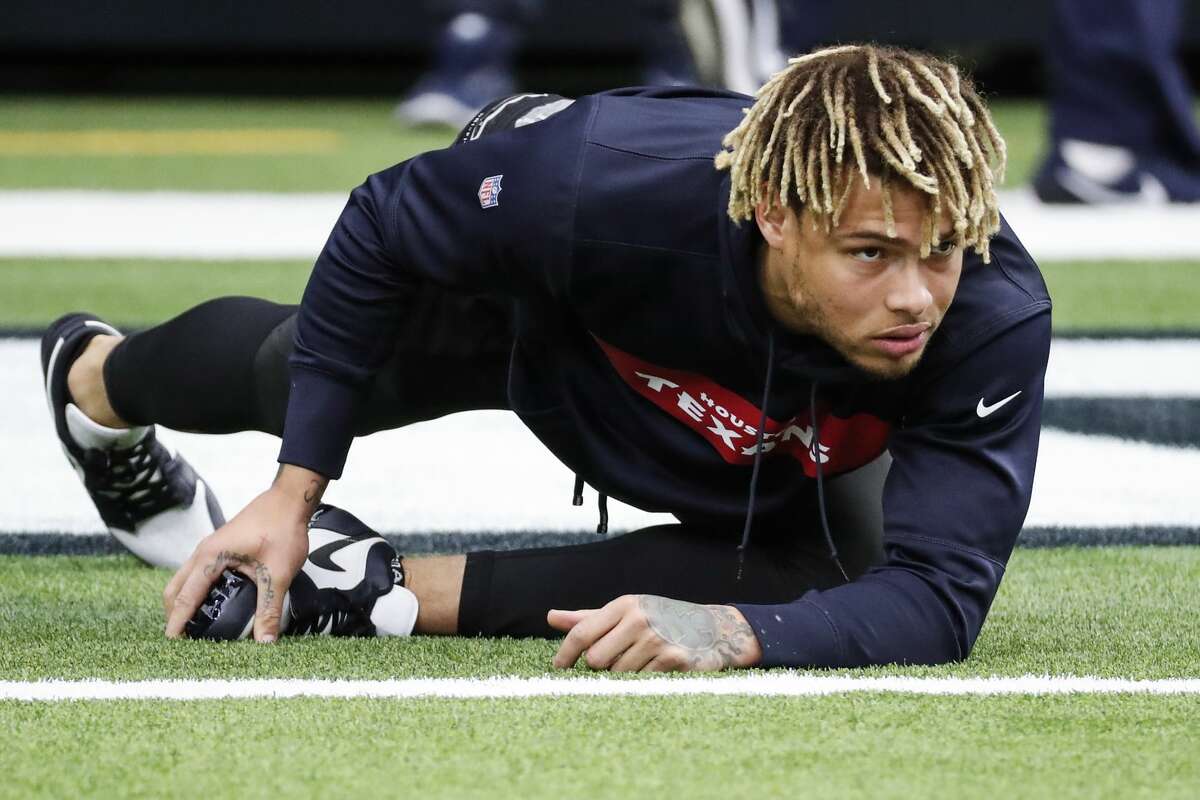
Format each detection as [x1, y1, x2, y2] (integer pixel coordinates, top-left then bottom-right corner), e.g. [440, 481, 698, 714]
[162, 464, 327, 643]
[547, 595, 762, 672]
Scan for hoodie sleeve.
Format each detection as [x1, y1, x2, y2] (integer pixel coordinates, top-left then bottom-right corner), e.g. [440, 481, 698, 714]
[277, 108, 586, 479]
[734, 306, 1052, 667]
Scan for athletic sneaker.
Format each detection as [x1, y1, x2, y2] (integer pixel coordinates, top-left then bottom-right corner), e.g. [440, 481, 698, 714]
[394, 66, 517, 129]
[1034, 139, 1200, 204]
[393, 11, 518, 128]
[41, 312, 224, 569]
[185, 505, 419, 640]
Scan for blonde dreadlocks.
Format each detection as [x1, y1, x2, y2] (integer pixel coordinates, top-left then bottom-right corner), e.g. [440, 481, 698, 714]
[715, 44, 1007, 262]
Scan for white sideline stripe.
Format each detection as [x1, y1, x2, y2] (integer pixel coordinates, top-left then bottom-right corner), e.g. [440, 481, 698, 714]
[3, 675, 1200, 702]
[1045, 339, 1200, 397]
[1, 189, 1198, 261]
[4, 339, 1200, 532]
[0, 190, 340, 260]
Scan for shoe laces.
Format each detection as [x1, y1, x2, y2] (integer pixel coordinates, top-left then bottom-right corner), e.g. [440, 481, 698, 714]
[83, 433, 182, 524]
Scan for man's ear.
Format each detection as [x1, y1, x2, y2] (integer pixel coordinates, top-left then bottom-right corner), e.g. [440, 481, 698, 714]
[754, 199, 789, 250]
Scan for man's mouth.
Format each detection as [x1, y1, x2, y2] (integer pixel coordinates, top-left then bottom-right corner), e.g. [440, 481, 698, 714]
[871, 323, 931, 358]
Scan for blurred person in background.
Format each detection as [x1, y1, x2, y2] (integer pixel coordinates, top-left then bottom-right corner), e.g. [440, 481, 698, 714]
[674, 0, 789, 93]
[1034, 0, 1200, 204]
[641, 0, 1200, 205]
[394, 0, 697, 126]
[394, 0, 789, 127]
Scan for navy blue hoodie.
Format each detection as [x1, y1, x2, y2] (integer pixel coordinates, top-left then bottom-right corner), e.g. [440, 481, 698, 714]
[281, 87, 1052, 668]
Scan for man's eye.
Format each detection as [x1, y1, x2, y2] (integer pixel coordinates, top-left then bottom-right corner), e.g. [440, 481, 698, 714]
[853, 248, 884, 261]
[930, 240, 957, 257]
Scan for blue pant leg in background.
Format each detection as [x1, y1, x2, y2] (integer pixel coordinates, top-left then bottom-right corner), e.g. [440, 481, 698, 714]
[394, 0, 538, 126]
[1037, 0, 1200, 202]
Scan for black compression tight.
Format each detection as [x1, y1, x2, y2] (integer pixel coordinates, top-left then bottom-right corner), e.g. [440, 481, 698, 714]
[458, 523, 849, 637]
[104, 296, 295, 435]
[103, 295, 511, 436]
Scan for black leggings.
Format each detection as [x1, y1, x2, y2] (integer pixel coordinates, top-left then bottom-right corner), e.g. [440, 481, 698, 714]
[105, 295, 886, 637]
[105, 293, 513, 437]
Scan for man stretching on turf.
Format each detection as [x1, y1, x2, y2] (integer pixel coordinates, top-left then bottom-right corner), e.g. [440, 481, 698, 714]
[43, 44, 1050, 670]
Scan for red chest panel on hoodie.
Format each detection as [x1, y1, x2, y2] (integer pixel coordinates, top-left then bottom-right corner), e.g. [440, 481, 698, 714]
[596, 337, 891, 477]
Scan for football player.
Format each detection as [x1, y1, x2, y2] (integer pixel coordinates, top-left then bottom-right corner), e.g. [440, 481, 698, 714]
[45, 44, 1049, 670]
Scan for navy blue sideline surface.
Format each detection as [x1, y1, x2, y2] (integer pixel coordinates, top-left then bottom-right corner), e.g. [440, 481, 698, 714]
[2, 527, 1197, 558]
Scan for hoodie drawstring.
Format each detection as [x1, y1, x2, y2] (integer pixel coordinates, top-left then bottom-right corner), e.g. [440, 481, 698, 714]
[736, 330, 775, 581]
[572, 474, 609, 535]
[570, 334, 850, 579]
[736, 334, 850, 584]
[597, 493, 608, 535]
[810, 381, 850, 582]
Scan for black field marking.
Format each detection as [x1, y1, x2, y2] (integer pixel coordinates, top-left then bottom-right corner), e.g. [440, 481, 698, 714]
[2, 527, 1197, 557]
[1017, 527, 1200, 547]
[1043, 399, 1200, 447]
[1051, 329, 1200, 340]
[4, 327, 1200, 341]
[0, 531, 597, 557]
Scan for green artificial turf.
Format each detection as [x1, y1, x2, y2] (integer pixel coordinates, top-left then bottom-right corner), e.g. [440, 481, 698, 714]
[0, 258, 311, 328]
[2, 95, 1196, 800]
[1039, 260, 1200, 331]
[2, 694, 1197, 799]
[1, 548, 1196, 681]
[0, 97, 1041, 192]
[2, 257, 1197, 332]
[0, 97, 451, 192]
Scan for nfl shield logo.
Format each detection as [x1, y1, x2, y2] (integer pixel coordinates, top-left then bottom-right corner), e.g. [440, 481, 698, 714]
[478, 174, 503, 208]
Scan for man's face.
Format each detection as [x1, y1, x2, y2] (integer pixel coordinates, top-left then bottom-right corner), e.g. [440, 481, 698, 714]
[755, 180, 964, 380]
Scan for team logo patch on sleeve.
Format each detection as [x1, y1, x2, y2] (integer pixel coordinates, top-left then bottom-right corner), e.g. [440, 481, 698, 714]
[478, 175, 503, 208]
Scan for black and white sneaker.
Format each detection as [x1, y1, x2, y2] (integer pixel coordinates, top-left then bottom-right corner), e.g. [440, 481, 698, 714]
[41, 312, 225, 569]
[186, 505, 419, 640]
[1033, 139, 1200, 204]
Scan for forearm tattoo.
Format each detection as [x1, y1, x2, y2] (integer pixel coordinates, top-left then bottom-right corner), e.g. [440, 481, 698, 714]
[639, 595, 757, 670]
[202, 550, 275, 605]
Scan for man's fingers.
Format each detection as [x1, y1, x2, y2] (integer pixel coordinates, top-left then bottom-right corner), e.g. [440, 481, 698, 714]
[162, 551, 199, 616]
[551, 602, 627, 669]
[246, 559, 292, 644]
[546, 608, 595, 632]
[645, 654, 679, 672]
[164, 561, 224, 638]
[581, 617, 641, 671]
[611, 636, 661, 673]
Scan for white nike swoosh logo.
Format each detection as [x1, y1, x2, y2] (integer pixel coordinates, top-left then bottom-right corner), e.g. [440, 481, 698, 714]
[303, 529, 380, 591]
[977, 391, 1022, 418]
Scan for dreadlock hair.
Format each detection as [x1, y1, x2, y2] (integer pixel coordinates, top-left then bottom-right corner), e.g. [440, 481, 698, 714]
[715, 44, 1007, 262]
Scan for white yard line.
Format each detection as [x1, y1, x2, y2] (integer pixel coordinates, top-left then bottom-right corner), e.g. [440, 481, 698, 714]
[1044, 339, 1200, 397]
[2, 675, 1199, 702]
[3, 339, 1199, 534]
[1, 188, 1199, 261]
[0, 190, 342, 260]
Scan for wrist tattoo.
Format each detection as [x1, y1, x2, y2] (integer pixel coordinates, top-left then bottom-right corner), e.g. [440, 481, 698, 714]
[274, 465, 325, 510]
[639, 595, 757, 671]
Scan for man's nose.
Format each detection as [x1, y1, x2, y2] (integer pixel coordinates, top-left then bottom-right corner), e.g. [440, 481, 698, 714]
[885, 262, 934, 317]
